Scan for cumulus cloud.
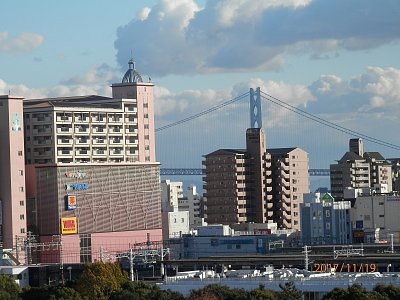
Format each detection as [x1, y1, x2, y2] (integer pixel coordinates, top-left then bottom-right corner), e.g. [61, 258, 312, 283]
[114, 0, 400, 76]
[60, 64, 118, 85]
[0, 64, 116, 99]
[0, 32, 44, 53]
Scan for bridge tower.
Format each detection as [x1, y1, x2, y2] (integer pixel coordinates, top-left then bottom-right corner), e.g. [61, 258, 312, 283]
[250, 87, 262, 128]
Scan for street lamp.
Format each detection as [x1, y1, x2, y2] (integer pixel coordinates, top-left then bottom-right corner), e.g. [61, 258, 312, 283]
[387, 264, 392, 273]
[67, 266, 72, 281]
[150, 264, 155, 278]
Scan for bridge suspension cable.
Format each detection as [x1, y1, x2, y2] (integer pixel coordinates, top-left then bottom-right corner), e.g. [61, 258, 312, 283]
[260, 91, 400, 151]
[155, 91, 249, 132]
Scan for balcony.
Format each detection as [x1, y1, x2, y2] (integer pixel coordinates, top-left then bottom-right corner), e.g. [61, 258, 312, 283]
[110, 138, 122, 145]
[33, 139, 52, 146]
[75, 127, 89, 134]
[93, 138, 106, 145]
[57, 149, 72, 156]
[109, 149, 123, 156]
[126, 150, 138, 156]
[75, 149, 90, 156]
[33, 150, 52, 157]
[91, 116, 106, 122]
[109, 118, 122, 124]
[57, 127, 72, 134]
[33, 128, 52, 135]
[76, 138, 90, 145]
[109, 127, 122, 133]
[32, 116, 51, 123]
[124, 106, 137, 113]
[126, 139, 138, 145]
[125, 128, 138, 134]
[93, 149, 107, 156]
[92, 127, 106, 134]
[57, 138, 73, 145]
[74, 117, 89, 123]
[56, 116, 72, 122]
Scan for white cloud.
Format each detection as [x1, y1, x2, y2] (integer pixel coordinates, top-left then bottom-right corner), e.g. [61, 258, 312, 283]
[350, 66, 400, 112]
[0, 32, 44, 53]
[114, 0, 400, 76]
[60, 64, 117, 85]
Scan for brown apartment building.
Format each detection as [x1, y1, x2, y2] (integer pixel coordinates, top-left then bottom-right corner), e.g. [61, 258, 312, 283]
[203, 128, 309, 230]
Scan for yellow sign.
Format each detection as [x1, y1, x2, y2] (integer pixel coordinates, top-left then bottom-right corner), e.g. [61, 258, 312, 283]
[61, 217, 77, 234]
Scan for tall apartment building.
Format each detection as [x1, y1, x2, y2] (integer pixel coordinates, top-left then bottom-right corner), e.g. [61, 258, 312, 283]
[203, 128, 309, 230]
[0, 96, 27, 250]
[269, 147, 309, 229]
[330, 138, 393, 200]
[22, 60, 162, 263]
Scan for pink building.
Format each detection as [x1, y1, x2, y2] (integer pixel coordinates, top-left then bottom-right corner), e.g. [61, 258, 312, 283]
[21, 60, 162, 264]
[0, 96, 27, 250]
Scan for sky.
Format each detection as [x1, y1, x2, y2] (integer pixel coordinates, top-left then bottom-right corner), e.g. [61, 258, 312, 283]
[1, 0, 400, 188]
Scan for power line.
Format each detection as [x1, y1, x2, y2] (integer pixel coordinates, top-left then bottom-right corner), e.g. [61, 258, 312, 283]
[155, 91, 249, 132]
[260, 91, 400, 151]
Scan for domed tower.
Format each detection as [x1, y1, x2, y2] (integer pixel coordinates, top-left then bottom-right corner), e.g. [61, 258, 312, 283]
[111, 59, 155, 163]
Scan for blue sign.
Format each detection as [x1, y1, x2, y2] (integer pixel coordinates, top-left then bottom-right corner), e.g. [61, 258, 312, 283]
[65, 183, 89, 191]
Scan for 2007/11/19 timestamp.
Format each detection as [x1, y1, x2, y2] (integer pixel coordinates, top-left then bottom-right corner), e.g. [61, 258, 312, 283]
[314, 263, 377, 273]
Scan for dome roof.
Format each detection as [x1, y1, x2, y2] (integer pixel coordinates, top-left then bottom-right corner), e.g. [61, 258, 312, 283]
[122, 59, 143, 83]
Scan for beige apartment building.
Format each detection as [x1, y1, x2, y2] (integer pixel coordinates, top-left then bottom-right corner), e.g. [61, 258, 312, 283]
[330, 138, 392, 200]
[203, 128, 309, 230]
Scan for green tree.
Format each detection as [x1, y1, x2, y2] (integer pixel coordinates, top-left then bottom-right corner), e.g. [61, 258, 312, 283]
[110, 281, 185, 300]
[0, 274, 21, 300]
[374, 284, 400, 300]
[250, 284, 277, 300]
[322, 287, 348, 300]
[22, 285, 82, 300]
[75, 262, 127, 300]
[278, 282, 302, 300]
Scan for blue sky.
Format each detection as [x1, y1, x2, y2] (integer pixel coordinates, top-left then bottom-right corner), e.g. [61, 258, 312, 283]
[1, 0, 400, 177]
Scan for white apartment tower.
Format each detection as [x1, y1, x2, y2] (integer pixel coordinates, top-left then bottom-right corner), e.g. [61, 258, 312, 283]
[24, 59, 155, 164]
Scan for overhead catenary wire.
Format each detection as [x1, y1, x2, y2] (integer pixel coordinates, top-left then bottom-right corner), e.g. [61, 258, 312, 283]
[260, 91, 400, 151]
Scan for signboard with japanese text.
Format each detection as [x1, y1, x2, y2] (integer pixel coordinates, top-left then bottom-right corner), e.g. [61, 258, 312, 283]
[61, 217, 77, 234]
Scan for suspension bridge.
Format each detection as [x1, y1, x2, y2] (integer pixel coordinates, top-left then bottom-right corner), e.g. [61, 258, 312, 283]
[155, 87, 400, 182]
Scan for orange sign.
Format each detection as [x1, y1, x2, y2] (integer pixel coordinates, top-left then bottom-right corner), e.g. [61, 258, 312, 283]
[61, 217, 77, 234]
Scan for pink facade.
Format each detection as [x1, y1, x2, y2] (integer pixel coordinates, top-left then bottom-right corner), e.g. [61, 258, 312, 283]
[0, 95, 27, 249]
[39, 229, 162, 264]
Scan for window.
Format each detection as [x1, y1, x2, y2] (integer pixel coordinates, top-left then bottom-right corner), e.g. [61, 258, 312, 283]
[19, 187, 24, 192]
[20, 214, 24, 220]
[144, 135, 149, 140]
[144, 113, 149, 118]
[293, 187, 297, 192]
[143, 103, 148, 108]
[236, 244, 241, 249]
[18, 170, 23, 176]
[20, 201, 24, 206]
[326, 222, 331, 230]
[145, 145, 150, 150]
[144, 124, 149, 129]
[379, 214, 385, 218]
[181, 218, 185, 223]
[20, 228, 25, 234]
[326, 210, 330, 218]
[18, 151, 23, 156]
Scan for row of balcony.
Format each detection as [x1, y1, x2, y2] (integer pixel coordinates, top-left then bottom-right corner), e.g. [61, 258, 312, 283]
[57, 149, 139, 156]
[56, 114, 138, 123]
[57, 138, 139, 145]
[56, 127, 138, 134]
